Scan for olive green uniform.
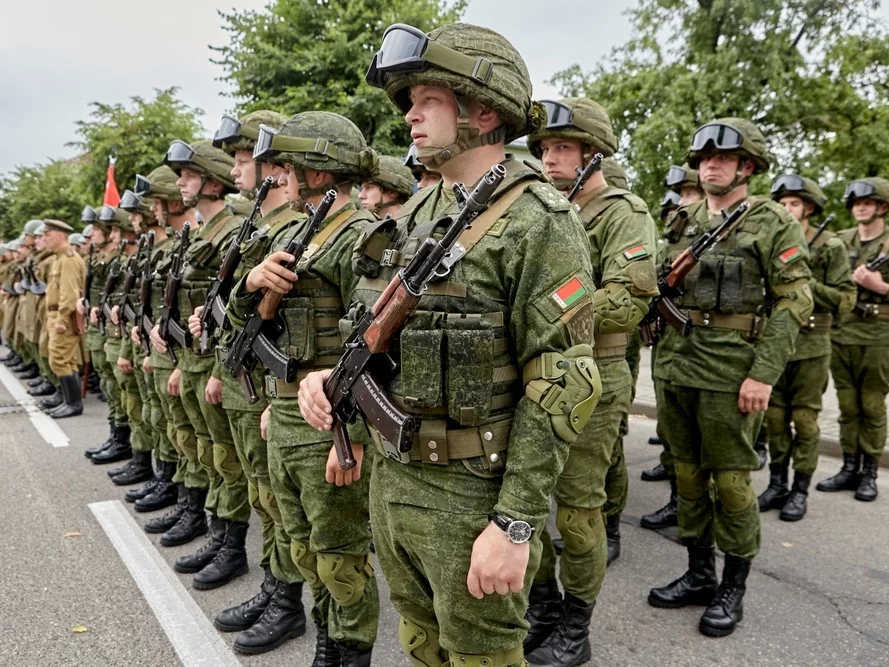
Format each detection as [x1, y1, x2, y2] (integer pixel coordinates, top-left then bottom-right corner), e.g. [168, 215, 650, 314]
[92, 247, 127, 429]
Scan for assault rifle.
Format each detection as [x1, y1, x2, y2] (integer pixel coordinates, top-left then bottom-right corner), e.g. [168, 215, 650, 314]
[566, 152, 605, 202]
[640, 202, 750, 344]
[21, 258, 46, 295]
[808, 214, 835, 249]
[119, 235, 147, 331]
[157, 223, 192, 365]
[323, 164, 507, 470]
[98, 241, 126, 334]
[224, 190, 337, 404]
[852, 252, 889, 319]
[134, 232, 156, 356]
[76, 244, 95, 334]
[199, 176, 274, 355]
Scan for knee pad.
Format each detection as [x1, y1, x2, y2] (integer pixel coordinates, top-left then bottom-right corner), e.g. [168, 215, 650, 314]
[196, 439, 214, 469]
[447, 646, 524, 667]
[764, 405, 786, 431]
[212, 442, 243, 484]
[317, 552, 374, 607]
[713, 470, 755, 514]
[860, 391, 888, 424]
[257, 479, 282, 524]
[247, 480, 262, 514]
[398, 617, 447, 667]
[555, 506, 603, 557]
[836, 388, 859, 418]
[675, 461, 709, 500]
[290, 540, 320, 588]
[790, 407, 819, 441]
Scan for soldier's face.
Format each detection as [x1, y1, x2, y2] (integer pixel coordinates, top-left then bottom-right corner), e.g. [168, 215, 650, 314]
[151, 199, 165, 222]
[43, 230, 64, 250]
[852, 199, 885, 223]
[231, 150, 257, 192]
[358, 183, 383, 210]
[35, 236, 46, 251]
[279, 163, 300, 204]
[539, 138, 584, 184]
[699, 154, 750, 189]
[108, 227, 121, 245]
[779, 196, 808, 222]
[679, 187, 703, 205]
[177, 167, 204, 202]
[404, 85, 460, 151]
[130, 213, 143, 234]
[417, 172, 441, 189]
[92, 228, 106, 245]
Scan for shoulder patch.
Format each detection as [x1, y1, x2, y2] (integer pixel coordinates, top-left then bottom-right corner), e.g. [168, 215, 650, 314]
[551, 276, 589, 310]
[527, 182, 572, 212]
[779, 246, 803, 264]
[623, 245, 649, 261]
[486, 217, 511, 237]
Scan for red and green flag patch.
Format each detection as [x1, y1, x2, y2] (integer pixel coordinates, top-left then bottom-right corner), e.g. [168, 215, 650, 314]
[623, 245, 649, 261]
[551, 276, 588, 310]
[779, 247, 802, 264]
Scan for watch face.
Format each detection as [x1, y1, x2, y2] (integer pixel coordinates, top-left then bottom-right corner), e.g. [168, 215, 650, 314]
[507, 520, 533, 544]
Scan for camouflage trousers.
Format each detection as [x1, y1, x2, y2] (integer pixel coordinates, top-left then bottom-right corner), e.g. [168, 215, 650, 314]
[604, 337, 641, 518]
[657, 380, 761, 560]
[94, 340, 126, 428]
[143, 363, 178, 463]
[179, 368, 247, 521]
[536, 384, 630, 604]
[106, 339, 151, 454]
[765, 354, 830, 475]
[268, 404, 377, 650]
[152, 367, 201, 484]
[831, 342, 889, 461]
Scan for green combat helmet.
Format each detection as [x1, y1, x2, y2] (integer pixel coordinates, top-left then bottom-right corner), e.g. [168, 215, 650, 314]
[253, 110, 378, 210]
[98, 205, 135, 233]
[844, 177, 889, 208]
[602, 157, 628, 190]
[665, 163, 701, 194]
[69, 233, 85, 247]
[119, 189, 159, 227]
[366, 22, 545, 168]
[365, 155, 415, 213]
[528, 97, 618, 162]
[686, 118, 771, 196]
[23, 219, 44, 237]
[164, 139, 237, 207]
[82, 224, 94, 239]
[660, 190, 682, 221]
[214, 110, 288, 195]
[81, 205, 107, 232]
[770, 174, 827, 216]
[134, 165, 184, 224]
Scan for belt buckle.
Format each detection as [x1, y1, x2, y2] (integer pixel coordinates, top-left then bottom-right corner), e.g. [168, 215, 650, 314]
[380, 249, 396, 267]
[264, 375, 278, 399]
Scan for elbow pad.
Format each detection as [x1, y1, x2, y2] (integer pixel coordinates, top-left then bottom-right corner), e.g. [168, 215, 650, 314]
[771, 279, 814, 327]
[523, 344, 602, 443]
[593, 282, 648, 334]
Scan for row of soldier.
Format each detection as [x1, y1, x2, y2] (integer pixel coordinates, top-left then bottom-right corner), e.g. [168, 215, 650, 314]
[1, 19, 888, 667]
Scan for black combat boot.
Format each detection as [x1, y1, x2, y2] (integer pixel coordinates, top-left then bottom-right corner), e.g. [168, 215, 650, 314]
[816, 452, 861, 492]
[233, 581, 307, 655]
[855, 455, 879, 502]
[112, 451, 154, 486]
[193, 520, 249, 589]
[699, 554, 751, 637]
[173, 515, 226, 573]
[16, 363, 39, 380]
[50, 372, 83, 419]
[605, 514, 621, 566]
[27, 376, 45, 387]
[758, 463, 790, 512]
[143, 484, 187, 533]
[648, 545, 719, 608]
[128, 459, 174, 504]
[91, 425, 132, 463]
[0, 350, 18, 363]
[125, 476, 159, 503]
[134, 461, 179, 512]
[527, 592, 594, 667]
[27, 379, 55, 396]
[84, 425, 116, 458]
[648, 435, 662, 445]
[641, 478, 679, 530]
[523, 579, 563, 654]
[108, 457, 139, 478]
[40, 389, 64, 411]
[641, 462, 670, 482]
[754, 429, 768, 471]
[8, 359, 26, 372]
[339, 645, 373, 667]
[779, 472, 810, 521]
[308, 621, 340, 666]
[215, 566, 278, 632]
[160, 487, 208, 547]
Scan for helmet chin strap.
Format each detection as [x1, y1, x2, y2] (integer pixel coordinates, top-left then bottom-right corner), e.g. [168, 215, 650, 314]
[184, 175, 225, 208]
[702, 167, 750, 197]
[292, 166, 331, 213]
[416, 96, 507, 169]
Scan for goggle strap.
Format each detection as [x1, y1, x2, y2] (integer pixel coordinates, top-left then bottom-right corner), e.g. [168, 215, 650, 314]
[423, 41, 494, 85]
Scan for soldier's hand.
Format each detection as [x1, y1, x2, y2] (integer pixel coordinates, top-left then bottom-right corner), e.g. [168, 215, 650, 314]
[150, 324, 168, 354]
[467, 523, 529, 600]
[188, 306, 203, 338]
[110, 304, 121, 325]
[853, 265, 889, 293]
[142, 356, 152, 373]
[90, 307, 99, 325]
[117, 356, 134, 374]
[738, 377, 772, 413]
[168, 368, 181, 396]
[205, 376, 222, 405]
[325, 443, 364, 486]
[76, 298, 86, 315]
[130, 325, 140, 345]
[245, 252, 298, 294]
[298, 369, 333, 430]
[53, 322, 66, 334]
[260, 405, 271, 441]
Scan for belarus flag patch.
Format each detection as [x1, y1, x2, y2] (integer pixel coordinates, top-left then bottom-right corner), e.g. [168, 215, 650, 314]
[623, 245, 649, 260]
[552, 276, 588, 309]
[779, 247, 802, 264]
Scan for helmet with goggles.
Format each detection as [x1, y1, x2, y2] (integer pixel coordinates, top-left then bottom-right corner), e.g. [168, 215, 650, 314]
[528, 98, 618, 160]
[164, 139, 236, 207]
[843, 177, 889, 209]
[770, 174, 827, 215]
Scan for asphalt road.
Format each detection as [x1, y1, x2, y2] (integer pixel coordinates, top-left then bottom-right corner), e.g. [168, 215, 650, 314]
[1, 358, 887, 667]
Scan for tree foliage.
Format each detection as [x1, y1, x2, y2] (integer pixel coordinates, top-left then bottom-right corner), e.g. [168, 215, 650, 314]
[0, 160, 86, 239]
[550, 0, 889, 225]
[212, 0, 466, 156]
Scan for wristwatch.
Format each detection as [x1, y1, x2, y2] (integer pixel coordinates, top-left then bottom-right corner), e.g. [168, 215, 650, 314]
[490, 512, 535, 544]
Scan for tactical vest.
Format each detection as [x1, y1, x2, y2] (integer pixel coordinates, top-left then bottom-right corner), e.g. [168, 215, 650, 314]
[149, 237, 177, 317]
[841, 227, 889, 308]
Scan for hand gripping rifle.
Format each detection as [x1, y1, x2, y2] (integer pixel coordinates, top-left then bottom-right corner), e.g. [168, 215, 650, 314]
[640, 202, 750, 342]
[157, 223, 192, 365]
[323, 163, 507, 471]
[852, 251, 889, 318]
[200, 176, 274, 355]
[807, 214, 835, 249]
[134, 232, 155, 355]
[21, 257, 46, 295]
[566, 152, 605, 202]
[224, 190, 337, 404]
[119, 235, 147, 331]
[98, 240, 126, 335]
[76, 244, 95, 334]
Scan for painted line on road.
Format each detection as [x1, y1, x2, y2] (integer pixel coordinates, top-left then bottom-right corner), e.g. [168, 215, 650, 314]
[89, 500, 241, 667]
[0, 362, 69, 447]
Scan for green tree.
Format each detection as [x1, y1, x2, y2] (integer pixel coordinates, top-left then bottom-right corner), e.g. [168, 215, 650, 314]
[68, 87, 204, 204]
[0, 160, 87, 238]
[212, 0, 466, 156]
[550, 0, 889, 225]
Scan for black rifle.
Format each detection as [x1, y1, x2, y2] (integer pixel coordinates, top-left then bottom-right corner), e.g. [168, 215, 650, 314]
[199, 176, 274, 355]
[808, 214, 835, 249]
[98, 241, 126, 335]
[224, 190, 337, 403]
[119, 235, 147, 331]
[640, 202, 750, 343]
[566, 152, 605, 202]
[323, 164, 506, 470]
[22, 258, 46, 295]
[133, 232, 156, 355]
[76, 244, 96, 334]
[157, 223, 193, 364]
[853, 252, 889, 319]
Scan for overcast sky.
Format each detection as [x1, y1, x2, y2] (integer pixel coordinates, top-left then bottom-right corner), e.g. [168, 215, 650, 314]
[0, 0, 634, 175]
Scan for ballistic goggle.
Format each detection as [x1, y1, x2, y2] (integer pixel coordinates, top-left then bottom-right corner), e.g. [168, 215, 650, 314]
[212, 114, 258, 148]
[252, 124, 348, 164]
[689, 124, 744, 152]
[119, 190, 141, 212]
[665, 166, 688, 188]
[365, 23, 495, 89]
[844, 180, 876, 202]
[660, 190, 682, 208]
[98, 205, 118, 222]
[134, 174, 153, 197]
[81, 206, 98, 222]
[164, 140, 224, 177]
[771, 174, 806, 196]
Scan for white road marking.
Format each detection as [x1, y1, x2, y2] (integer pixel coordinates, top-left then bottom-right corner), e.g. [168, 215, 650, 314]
[89, 500, 241, 667]
[0, 362, 69, 447]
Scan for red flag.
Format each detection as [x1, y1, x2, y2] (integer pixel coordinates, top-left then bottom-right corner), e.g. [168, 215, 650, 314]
[103, 154, 121, 207]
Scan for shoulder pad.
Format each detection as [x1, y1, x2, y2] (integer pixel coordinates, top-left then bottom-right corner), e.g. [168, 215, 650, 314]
[347, 208, 378, 226]
[608, 188, 650, 215]
[527, 182, 572, 212]
[821, 232, 844, 249]
[838, 227, 857, 244]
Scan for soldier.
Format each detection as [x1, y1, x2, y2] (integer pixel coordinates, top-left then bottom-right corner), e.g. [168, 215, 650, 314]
[299, 22, 601, 667]
[358, 155, 415, 218]
[225, 110, 380, 662]
[69, 233, 85, 251]
[756, 175, 855, 520]
[648, 118, 812, 637]
[818, 177, 889, 501]
[43, 219, 86, 418]
[523, 97, 657, 665]
[12, 220, 44, 380]
[2, 240, 25, 369]
[404, 143, 442, 189]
